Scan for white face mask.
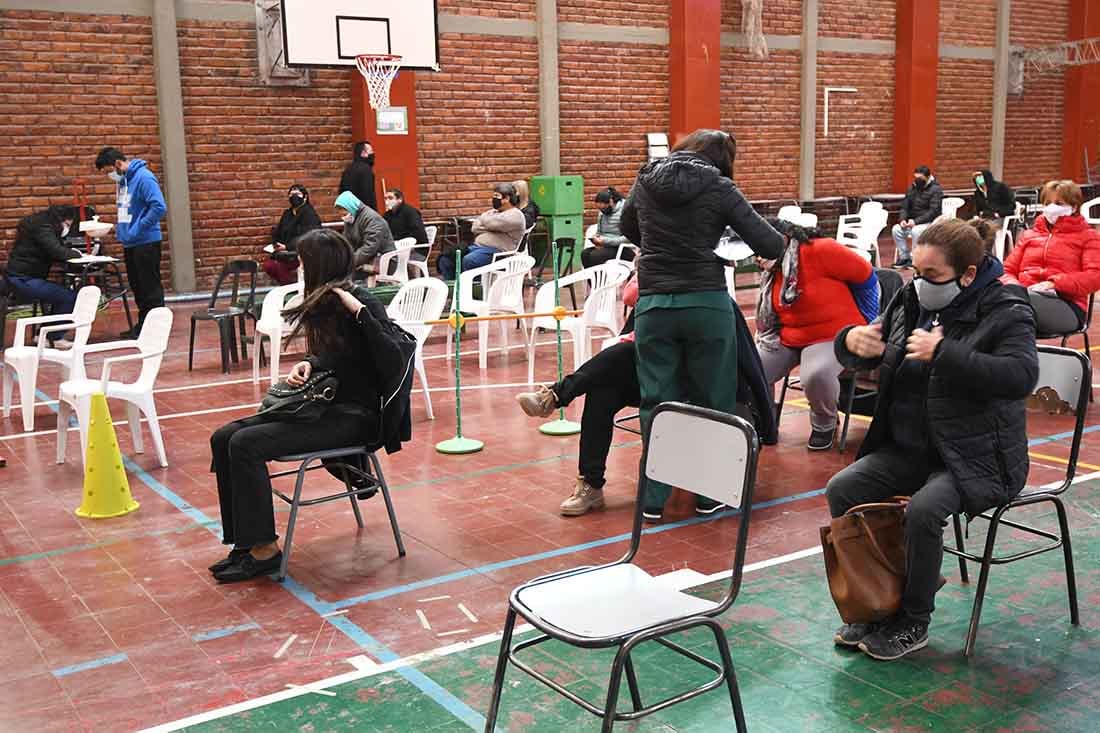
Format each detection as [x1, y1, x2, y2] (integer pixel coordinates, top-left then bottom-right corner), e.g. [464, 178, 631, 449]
[341, 212, 355, 224]
[61, 222, 71, 237]
[108, 171, 123, 183]
[1043, 203, 1073, 224]
[385, 199, 398, 212]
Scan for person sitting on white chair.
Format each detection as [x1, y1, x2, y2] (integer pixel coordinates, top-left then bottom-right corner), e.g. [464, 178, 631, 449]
[382, 188, 428, 270]
[891, 165, 943, 269]
[437, 183, 526, 280]
[581, 187, 634, 269]
[5, 205, 83, 347]
[336, 190, 394, 279]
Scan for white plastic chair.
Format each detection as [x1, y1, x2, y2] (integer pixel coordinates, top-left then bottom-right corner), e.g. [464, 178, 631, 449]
[2, 285, 101, 431]
[409, 225, 437, 279]
[387, 278, 449, 419]
[1082, 196, 1100, 227]
[942, 197, 966, 219]
[491, 223, 536, 264]
[526, 264, 629, 383]
[485, 402, 760, 732]
[777, 205, 802, 223]
[56, 307, 173, 468]
[836, 201, 887, 264]
[376, 237, 417, 285]
[252, 282, 304, 384]
[447, 255, 535, 369]
[583, 223, 640, 267]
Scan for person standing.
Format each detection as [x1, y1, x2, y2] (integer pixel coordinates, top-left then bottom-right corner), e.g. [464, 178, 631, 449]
[891, 165, 944, 270]
[339, 141, 377, 212]
[5, 205, 83, 347]
[620, 129, 783, 522]
[95, 147, 167, 336]
[264, 184, 321, 285]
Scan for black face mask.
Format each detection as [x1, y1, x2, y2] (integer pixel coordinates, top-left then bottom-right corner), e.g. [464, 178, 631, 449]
[289, 194, 305, 208]
[365, 154, 376, 165]
[914, 177, 927, 188]
[492, 198, 503, 210]
[601, 206, 614, 216]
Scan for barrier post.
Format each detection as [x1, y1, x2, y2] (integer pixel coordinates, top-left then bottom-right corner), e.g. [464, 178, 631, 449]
[436, 250, 484, 454]
[540, 239, 582, 436]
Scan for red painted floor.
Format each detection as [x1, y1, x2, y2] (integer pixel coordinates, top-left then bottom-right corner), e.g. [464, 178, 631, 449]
[1, 250, 1096, 731]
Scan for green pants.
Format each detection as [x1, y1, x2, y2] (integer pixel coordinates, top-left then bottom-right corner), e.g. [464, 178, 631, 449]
[634, 291, 738, 509]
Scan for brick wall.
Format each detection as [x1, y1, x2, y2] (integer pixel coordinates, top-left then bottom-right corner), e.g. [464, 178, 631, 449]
[936, 59, 994, 190]
[722, 0, 801, 35]
[819, 0, 895, 40]
[559, 0, 668, 27]
[940, 0, 996, 46]
[437, 0, 535, 20]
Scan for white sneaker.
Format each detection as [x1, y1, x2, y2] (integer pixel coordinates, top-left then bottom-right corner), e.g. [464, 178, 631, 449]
[559, 477, 605, 517]
[49, 339, 73, 350]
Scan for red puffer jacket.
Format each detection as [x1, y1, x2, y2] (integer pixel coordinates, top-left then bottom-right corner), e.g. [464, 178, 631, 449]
[1002, 214, 1100, 313]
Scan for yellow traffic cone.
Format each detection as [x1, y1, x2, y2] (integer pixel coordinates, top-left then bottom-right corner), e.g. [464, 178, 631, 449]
[75, 392, 139, 519]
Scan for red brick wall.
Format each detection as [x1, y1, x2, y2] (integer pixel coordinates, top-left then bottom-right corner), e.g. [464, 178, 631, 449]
[819, 0, 895, 40]
[437, 0, 535, 20]
[940, 0, 996, 46]
[815, 54, 896, 197]
[936, 59, 993, 190]
[559, 0, 668, 27]
[722, 0, 801, 35]
[721, 49, 802, 200]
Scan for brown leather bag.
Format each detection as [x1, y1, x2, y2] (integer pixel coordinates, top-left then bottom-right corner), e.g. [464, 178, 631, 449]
[820, 498, 909, 624]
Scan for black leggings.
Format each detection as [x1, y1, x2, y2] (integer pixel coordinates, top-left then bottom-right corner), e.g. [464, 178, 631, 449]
[210, 408, 369, 548]
[581, 245, 635, 269]
[554, 341, 640, 488]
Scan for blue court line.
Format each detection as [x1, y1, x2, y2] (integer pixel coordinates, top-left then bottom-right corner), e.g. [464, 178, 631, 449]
[192, 622, 261, 642]
[52, 652, 128, 678]
[1028, 423, 1100, 447]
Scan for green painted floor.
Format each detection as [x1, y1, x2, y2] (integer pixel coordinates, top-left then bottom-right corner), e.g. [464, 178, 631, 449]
[184, 485, 1100, 732]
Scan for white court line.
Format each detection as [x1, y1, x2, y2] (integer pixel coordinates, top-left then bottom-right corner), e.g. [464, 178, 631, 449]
[457, 603, 478, 623]
[321, 609, 349, 618]
[273, 634, 298, 659]
[436, 629, 471, 638]
[284, 683, 337, 697]
[418, 595, 451, 603]
[415, 609, 431, 631]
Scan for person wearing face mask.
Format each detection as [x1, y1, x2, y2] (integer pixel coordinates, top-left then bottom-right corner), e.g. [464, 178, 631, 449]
[335, 190, 395, 277]
[512, 180, 540, 229]
[339, 141, 378, 211]
[1001, 179, 1100, 334]
[619, 128, 784, 522]
[828, 219, 1037, 662]
[581, 187, 633, 268]
[436, 183, 527, 280]
[972, 169, 1015, 224]
[95, 146, 167, 337]
[263, 184, 322, 285]
[382, 189, 429, 267]
[5, 205, 84, 347]
[891, 165, 944, 270]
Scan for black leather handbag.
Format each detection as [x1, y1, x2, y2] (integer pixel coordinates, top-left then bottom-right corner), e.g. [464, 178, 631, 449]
[257, 369, 339, 423]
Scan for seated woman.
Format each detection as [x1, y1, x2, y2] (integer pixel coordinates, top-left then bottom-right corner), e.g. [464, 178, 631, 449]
[263, 184, 321, 285]
[828, 219, 1037, 660]
[756, 217, 878, 450]
[515, 275, 777, 517]
[513, 179, 540, 230]
[1001, 179, 1100, 334]
[336, 190, 395, 277]
[6, 205, 83, 346]
[208, 228, 408, 583]
[581, 187, 633, 269]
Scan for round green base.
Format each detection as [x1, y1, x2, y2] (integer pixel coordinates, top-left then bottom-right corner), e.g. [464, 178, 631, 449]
[539, 419, 582, 436]
[435, 436, 484, 454]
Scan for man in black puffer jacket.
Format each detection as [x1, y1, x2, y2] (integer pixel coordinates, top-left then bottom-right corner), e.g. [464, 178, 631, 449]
[6, 205, 83, 345]
[826, 219, 1038, 662]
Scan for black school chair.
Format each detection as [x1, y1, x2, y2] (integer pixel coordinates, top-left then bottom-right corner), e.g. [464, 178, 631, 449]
[189, 260, 258, 373]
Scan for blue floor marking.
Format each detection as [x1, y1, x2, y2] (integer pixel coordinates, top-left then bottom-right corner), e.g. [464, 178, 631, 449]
[52, 652, 128, 678]
[192, 623, 262, 642]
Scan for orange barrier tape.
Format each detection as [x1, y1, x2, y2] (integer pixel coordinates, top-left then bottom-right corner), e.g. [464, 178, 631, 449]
[424, 307, 583, 328]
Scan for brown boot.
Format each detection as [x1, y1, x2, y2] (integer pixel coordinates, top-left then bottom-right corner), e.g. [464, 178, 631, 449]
[516, 385, 558, 418]
[559, 477, 605, 517]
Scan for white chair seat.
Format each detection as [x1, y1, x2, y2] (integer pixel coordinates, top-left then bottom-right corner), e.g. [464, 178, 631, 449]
[60, 378, 143, 403]
[515, 564, 718, 639]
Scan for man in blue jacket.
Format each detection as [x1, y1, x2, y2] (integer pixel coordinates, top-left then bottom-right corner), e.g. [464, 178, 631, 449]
[95, 147, 167, 335]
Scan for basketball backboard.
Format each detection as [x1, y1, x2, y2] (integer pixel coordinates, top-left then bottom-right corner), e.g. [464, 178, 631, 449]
[280, 0, 439, 71]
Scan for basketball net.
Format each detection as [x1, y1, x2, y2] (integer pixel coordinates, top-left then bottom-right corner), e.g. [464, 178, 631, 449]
[356, 54, 402, 110]
[742, 0, 768, 59]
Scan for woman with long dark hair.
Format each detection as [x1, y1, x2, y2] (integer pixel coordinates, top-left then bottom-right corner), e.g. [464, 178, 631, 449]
[620, 129, 783, 522]
[207, 228, 407, 583]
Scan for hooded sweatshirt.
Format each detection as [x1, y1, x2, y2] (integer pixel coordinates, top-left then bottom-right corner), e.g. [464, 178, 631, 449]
[973, 169, 1016, 218]
[115, 159, 167, 247]
[619, 151, 783, 297]
[337, 191, 395, 267]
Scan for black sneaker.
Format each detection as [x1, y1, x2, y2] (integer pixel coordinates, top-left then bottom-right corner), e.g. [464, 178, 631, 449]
[695, 498, 728, 516]
[891, 258, 912, 270]
[834, 622, 879, 648]
[208, 548, 250, 574]
[807, 426, 835, 451]
[858, 615, 929, 661]
[642, 507, 663, 523]
[213, 552, 283, 583]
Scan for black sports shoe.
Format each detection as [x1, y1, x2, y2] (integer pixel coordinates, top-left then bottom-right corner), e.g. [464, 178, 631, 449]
[858, 615, 929, 660]
[807, 426, 835, 451]
[642, 507, 664, 523]
[891, 258, 912, 270]
[213, 552, 283, 583]
[695, 498, 728, 516]
[834, 622, 879, 648]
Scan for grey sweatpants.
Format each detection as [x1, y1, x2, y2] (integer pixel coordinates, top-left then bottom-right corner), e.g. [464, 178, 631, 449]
[1029, 291, 1082, 334]
[758, 340, 843, 432]
[826, 446, 963, 623]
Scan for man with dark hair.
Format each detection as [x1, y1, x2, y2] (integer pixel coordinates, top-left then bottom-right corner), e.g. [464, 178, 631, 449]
[339, 141, 377, 211]
[95, 146, 167, 336]
[5, 205, 83, 346]
[891, 165, 944, 270]
[436, 183, 527, 279]
[383, 188, 429, 270]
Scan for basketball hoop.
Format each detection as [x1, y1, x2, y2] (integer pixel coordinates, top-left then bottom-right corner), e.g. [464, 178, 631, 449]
[356, 54, 402, 110]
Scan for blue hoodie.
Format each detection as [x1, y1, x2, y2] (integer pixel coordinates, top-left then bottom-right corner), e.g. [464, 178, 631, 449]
[116, 159, 167, 247]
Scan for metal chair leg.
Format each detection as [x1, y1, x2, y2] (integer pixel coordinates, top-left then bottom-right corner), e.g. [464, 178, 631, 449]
[278, 463, 309, 581]
[188, 319, 197, 371]
[343, 465, 364, 529]
[952, 514, 969, 583]
[484, 608, 517, 732]
[710, 621, 748, 733]
[964, 508, 1004, 656]
[623, 652, 643, 712]
[838, 376, 857, 452]
[1052, 497, 1080, 625]
[602, 647, 629, 733]
[775, 373, 789, 430]
[370, 453, 406, 556]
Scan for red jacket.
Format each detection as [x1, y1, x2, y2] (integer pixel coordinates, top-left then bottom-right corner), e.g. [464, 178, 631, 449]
[1002, 214, 1100, 313]
[772, 238, 873, 348]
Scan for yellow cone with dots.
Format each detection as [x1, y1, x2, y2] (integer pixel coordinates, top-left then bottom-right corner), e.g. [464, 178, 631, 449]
[75, 393, 139, 518]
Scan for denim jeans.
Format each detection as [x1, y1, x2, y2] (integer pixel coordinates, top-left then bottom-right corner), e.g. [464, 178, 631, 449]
[891, 223, 930, 261]
[7, 275, 77, 343]
[437, 244, 499, 279]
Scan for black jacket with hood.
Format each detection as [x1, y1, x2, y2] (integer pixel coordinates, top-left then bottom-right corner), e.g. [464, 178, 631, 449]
[900, 176, 945, 225]
[973, 169, 1016, 218]
[7, 209, 80, 280]
[339, 158, 377, 212]
[620, 152, 783, 297]
[834, 256, 1038, 517]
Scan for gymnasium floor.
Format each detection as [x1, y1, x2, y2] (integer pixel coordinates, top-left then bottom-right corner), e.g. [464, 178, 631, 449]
[2, 272, 1100, 732]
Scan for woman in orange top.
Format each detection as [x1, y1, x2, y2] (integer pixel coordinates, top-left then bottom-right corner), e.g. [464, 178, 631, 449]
[756, 216, 878, 450]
